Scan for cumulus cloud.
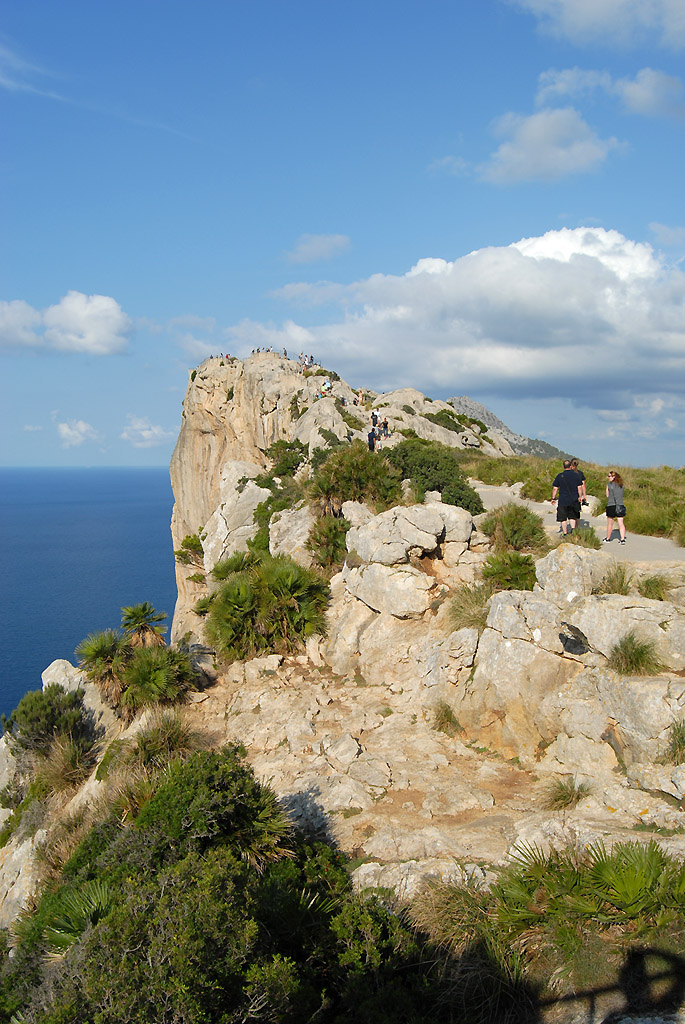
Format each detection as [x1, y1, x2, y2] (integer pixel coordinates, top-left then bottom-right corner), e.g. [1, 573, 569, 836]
[286, 234, 351, 265]
[120, 415, 175, 448]
[230, 228, 685, 443]
[57, 419, 99, 448]
[509, 0, 685, 49]
[0, 291, 132, 354]
[537, 67, 685, 117]
[479, 108, 620, 182]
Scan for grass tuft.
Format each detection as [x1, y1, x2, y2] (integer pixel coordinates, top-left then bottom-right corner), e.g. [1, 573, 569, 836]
[449, 582, 494, 632]
[431, 701, 465, 738]
[559, 527, 601, 549]
[482, 551, 536, 592]
[637, 574, 673, 601]
[482, 502, 548, 553]
[666, 718, 685, 764]
[544, 776, 592, 810]
[608, 631, 665, 676]
[593, 562, 633, 596]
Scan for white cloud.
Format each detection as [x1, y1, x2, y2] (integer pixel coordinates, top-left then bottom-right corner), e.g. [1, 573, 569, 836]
[510, 0, 685, 49]
[120, 415, 175, 448]
[536, 66, 685, 117]
[57, 419, 99, 448]
[241, 228, 685, 439]
[650, 221, 685, 246]
[286, 234, 351, 265]
[479, 108, 620, 183]
[0, 291, 132, 354]
[0, 299, 42, 347]
[43, 291, 131, 354]
[0, 42, 63, 99]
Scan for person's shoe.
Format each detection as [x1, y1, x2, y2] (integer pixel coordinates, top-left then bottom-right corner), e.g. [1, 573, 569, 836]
[619, 539, 626, 544]
[602, 538, 611, 543]
[581, 500, 588, 506]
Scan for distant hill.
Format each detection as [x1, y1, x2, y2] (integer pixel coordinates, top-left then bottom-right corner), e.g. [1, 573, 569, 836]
[448, 395, 569, 460]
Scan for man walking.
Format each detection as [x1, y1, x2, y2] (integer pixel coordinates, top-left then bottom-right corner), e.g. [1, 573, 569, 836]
[571, 458, 588, 506]
[551, 459, 583, 536]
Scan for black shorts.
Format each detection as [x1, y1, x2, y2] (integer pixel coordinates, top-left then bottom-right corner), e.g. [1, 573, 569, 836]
[606, 504, 626, 518]
[557, 501, 581, 522]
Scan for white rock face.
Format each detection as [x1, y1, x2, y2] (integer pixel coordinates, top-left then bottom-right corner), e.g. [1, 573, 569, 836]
[269, 503, 315, 567]
[535, 545, 613, 606]
[343, 562, 441, 618]
[202, 461, 271, 573]
[566, 595, 685, 667]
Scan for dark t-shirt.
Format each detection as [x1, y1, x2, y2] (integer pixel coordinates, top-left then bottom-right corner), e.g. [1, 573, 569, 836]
[553, 469, 582, 506]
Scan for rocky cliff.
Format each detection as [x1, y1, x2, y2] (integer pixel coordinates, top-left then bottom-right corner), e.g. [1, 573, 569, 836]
[3, 353, 685, 930]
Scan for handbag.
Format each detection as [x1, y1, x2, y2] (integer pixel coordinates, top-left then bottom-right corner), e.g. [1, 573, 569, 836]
[615, 504, 626, 517]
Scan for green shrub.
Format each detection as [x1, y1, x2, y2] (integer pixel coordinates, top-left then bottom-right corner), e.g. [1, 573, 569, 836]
[544, 776, 592, 810]
[306, 515, 351, 570]
[75, 629, 132, 708]
[249, 476, 307, 553]
[421, 408, 463, 433]
[385, 438, 484, 514]
[130, 708, 199, 769]
[4, 684, 90, 754]
[120, 647, 195, 720]
[310, 439, 401, 515]
[265, 438, 308, 477]
[121, 601, 167, 646]
[402, 404, 416, 415]
[205, 554, 329, 663]
[637, 573, 673, 601]
[482, 502, 547, 552]
[335, 398, 365, 432]
[449, 582, 494, 632]
[608, 631, 665, 676]
[481, 551, 536, 592]
[593, 562, 633, 595]
[174, 532, 204, 566]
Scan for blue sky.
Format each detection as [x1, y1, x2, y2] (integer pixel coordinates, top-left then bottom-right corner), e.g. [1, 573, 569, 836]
[1, 0, 684, 468]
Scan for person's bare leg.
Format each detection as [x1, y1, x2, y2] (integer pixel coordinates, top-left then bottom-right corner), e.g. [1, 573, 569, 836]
[618, 516, 626, 541]
[605, 517, 614, 541]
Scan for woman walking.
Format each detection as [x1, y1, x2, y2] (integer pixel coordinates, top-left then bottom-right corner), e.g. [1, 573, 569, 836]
[604, 470, 627, 544]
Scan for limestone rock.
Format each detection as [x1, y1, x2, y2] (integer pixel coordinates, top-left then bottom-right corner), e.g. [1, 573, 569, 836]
[565, 595, 685, 668]
[269, 503, 315, 567]
[343, 562, 441, 618]
[346, 504, 446, 565]
[202, 461, 271, 572]
[534, 545, 613, 607]
[0, 831, 46, 930]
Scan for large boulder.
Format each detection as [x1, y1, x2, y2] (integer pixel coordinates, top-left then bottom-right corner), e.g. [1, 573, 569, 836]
[534, 545, 613, 607]
[565, 595, 685, 668]
[269, 503, 315, 567]
[343, 562, 443, 619]
[346, 505, 446, 565]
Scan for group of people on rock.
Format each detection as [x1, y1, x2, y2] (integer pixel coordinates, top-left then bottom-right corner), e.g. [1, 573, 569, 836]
[551, 458, 627, 543]
[367, 411, 390, 451]
[297, 352, 316, 371]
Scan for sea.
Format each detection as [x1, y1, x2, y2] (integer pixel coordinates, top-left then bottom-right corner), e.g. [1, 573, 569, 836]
[0, 467, 178, 719]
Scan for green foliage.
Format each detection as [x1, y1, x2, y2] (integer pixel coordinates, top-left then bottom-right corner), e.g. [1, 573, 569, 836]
[593, 561, 633, 595]
[35, 736, 98, 795]
[482, 551, 536, 592]
[544, 776, 592, 809]
[5, 685, 90, 754]
[265, 438, 308, 477]
[310, 439, 401, 515]
[306, 516, 351, 570]
[174, 532, 204, 566]
[401, 404, 416, 415]
[335, 397, 365, 432]
[120, 601, 167, 645]
[249, 476, 306, 553]
[75, 630, 132, 708]
[205, 553, 329, 663]
[211, 550, 260, 581]
[120, 646, 195, 719]
[667, 718, 685, 764]
[560, 526, 601, 549]
[637, 573, 673, 601]
[431, 701, 464, 738]
[449, 581, 494, 632]
[0, 778, 50, 849]
[226, 385, 234, 401]
[130, 708, 199, 770]
[385, 438, 485, 514]
[482, 502, 547, 552]
[608, 631, 665, 676]
[421, 407, 462, 433]
[190, 369, 196, 382]
[42, 879, 114, 955]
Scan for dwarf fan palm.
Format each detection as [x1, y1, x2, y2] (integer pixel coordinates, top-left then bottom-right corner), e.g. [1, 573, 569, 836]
[75, 630, 131, 707]
[121, 602, 167, 647]
[120, 646, 194, 721]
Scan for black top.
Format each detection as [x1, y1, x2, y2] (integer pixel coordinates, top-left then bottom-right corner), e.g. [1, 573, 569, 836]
[553, 469, 583, 506]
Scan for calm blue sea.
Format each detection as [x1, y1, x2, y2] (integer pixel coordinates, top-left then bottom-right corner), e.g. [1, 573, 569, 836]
[0, 468, 178, 718]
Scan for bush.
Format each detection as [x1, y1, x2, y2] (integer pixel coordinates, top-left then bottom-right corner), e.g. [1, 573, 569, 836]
[265, 439, 308, 478]
[482, 502, 547, 552]
[335, 398, 365, 432]
[560, 527, 601, 549]
[205, 554, 329, 663]
[120, 647, 195, 720]
[637, 573, 673, 601]
[593, 562, 633, 595]
[130, 708, 199, 770]
[421, 408, 463, 433]
[5, 684, 91, 754]
[310, 440, 401, 515]
[174, 532, 204, 566]
[608, 631, 665, 676]
[35, 735, 99, 795]
[75, 629, 132, 707]
[385, 438, 484, 514]
[481, 551, 536, 592]
[544, 776, 592, 810]
[449, 582, 494, 632]
[307, 515, 351, 570]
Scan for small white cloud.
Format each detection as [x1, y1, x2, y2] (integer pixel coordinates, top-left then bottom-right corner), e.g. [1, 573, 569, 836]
[57, 419, 99, 448]
[0, 299, 42, 347]
[120, 415, 175, 448]
[43, 291, 131, 354]
[23, 424, 43, 432]
[428, 155, 470, 176]
[0, 42, 63, 98]
[614, 68, 685, 116]
[650, 221, 685, 246]
[509, 0, 685, 49]
[286, 234, 351, 265]
[480, 107, 621, 183]
[536, 67, 611, 106]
